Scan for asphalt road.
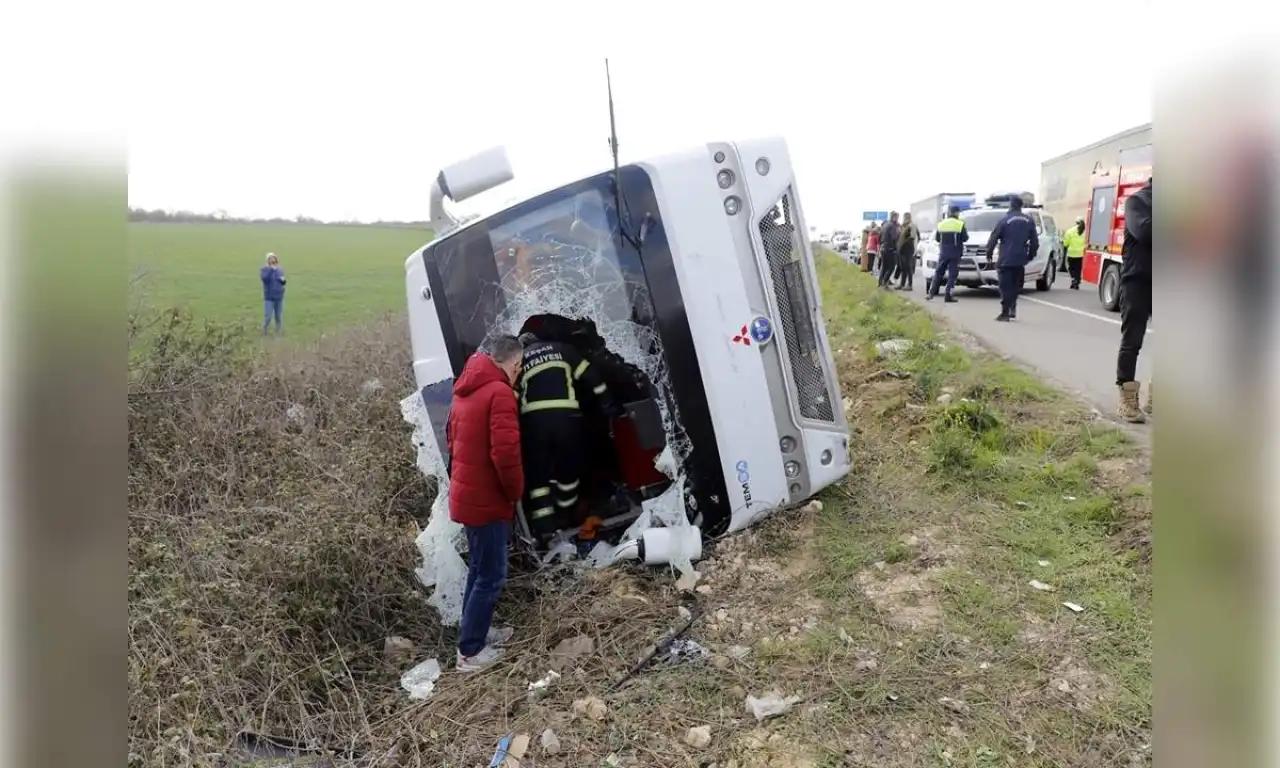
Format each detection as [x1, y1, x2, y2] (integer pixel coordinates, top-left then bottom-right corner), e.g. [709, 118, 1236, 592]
[896, 266, 1154, 420]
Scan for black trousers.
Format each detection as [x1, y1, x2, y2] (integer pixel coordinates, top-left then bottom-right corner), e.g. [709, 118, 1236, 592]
[896, 250, 915, 288]
[1067, 257, 1083, 285]
[997, 266, 1024, 316]
[1116, 277, 1152, 384]
[520, 411, 585, 533]
[878, 250, 898, 286]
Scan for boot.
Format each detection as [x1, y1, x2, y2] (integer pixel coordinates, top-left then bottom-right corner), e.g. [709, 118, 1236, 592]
[1143, 381, 1153, 417]
[1118, 381, 1147, 423]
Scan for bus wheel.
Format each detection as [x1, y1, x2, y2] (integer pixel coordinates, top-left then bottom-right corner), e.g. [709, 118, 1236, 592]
[1099, 264, 1121, 312]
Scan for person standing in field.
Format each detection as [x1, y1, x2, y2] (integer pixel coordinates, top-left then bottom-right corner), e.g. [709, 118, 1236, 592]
[446, 334, 525, 671]
[260, 253, 287, 336]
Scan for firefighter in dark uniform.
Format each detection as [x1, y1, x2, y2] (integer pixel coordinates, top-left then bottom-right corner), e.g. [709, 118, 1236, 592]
[515, 332, 623, 531]
[985, 195, 1039, 322]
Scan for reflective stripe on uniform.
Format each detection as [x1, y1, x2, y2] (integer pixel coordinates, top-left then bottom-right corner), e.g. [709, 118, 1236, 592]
[555, 495, 578, 508]
[936, 216, 964, 233]
[529, 486, 551, 499]
[519, 359, 580, 414]
[552, 478, 579, 492]
[592, 383, 607, 395]
[574, 359, 590, 379]
[521, 399, 579, 414]
[529, 506, 557, 520]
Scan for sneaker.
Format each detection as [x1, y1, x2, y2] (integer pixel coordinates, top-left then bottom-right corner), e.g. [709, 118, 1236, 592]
[456, 645, 505, 673]
[995, 314, 1010, 322]
[944, 296, 958, 303]
[487, 626, 514, 647]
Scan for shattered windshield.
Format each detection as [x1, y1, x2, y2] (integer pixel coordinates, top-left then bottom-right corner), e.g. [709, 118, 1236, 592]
[488, 188, 634, 326]
[428, 176, 654, 370]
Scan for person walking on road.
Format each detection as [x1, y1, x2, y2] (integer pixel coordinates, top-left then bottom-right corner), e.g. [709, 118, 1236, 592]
[1062, 216, 1087, 289]
[260, 253, 287, 336]
[925, 205, 968, 303]
[877, 212, 901, 289]
[896, 212, 921, 291]
[985, 196, 1039, 322]
[445, 335, 525, 672]
[1116, 177, 1153, 422]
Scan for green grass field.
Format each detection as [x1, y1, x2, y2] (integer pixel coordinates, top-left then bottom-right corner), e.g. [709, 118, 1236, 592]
[129, 223, 433, 339]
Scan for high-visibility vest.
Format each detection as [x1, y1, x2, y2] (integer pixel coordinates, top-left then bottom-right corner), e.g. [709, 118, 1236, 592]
[935, 215, 967, 260]
[1062, 227, 1086, 259]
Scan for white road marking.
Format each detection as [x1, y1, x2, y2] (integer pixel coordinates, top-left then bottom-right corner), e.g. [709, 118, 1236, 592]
[1021, 296, 1154, 333]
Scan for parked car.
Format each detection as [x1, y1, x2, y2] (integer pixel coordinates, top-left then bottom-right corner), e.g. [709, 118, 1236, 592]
[917, 194, 1063, 292]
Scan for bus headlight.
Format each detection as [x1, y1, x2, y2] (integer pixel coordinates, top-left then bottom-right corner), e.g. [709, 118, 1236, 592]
[820, 449, 833, 466]
[724, 196, 742, 216]
[784, 460, 801, 479]
[716, 169, 736, 189]
[779, 436, 797, 454]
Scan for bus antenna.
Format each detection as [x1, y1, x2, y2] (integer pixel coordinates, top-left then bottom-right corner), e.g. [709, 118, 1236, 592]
[604, 59, 641, 248]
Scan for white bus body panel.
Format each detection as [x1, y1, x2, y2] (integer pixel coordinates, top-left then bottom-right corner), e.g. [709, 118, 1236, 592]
[639, 149, 791, 532]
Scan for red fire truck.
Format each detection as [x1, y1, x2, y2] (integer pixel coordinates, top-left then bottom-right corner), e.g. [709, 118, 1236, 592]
[1081, 144, 1152, 311]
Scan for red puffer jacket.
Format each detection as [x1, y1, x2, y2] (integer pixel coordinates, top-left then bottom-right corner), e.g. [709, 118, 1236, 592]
[446, 353, 524, 527]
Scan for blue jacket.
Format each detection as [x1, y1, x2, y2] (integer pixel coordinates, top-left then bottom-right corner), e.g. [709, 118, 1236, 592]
[934, 215, 969, 261]
[985, 210, 1039, 268]
[260, 266, 286, 301]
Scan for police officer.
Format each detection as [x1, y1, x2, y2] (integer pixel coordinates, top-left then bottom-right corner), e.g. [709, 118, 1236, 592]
[1062, 216, 1087, 289]
[985, 195, 1039, 322]
[925, 205, 968, 303]
[515, 332, 623, 531]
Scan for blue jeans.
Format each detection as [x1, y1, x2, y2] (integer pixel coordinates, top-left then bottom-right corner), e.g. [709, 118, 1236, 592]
[263, 298, 283, 333]
[458, 520, 510, 656]
[930, 257, 960, 298]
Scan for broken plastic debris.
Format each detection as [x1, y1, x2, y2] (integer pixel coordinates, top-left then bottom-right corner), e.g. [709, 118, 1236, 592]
[675, 569, 701, 592]
[1015, 500, 1030, 507]
[540, 728, 561, 755]
[677, 606, 693, 620]
[1037, 559, 1051, 567]
[400, 658, 442, 700]
[1063, 601, 1085, 613]
[542, 535, 578, 565]
[665, 637, 710, 663]
[745, 692, 802, 722]
[1028, 580, 1056, 592]
[838, 628, 854, 645]
[527, 670, 561, 698]
[490, 733, 529, 767]
[727, 645, 751, 660]
[938, 696, 971, 715]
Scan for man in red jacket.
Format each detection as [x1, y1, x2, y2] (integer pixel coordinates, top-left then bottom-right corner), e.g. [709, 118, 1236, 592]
[445, 334, 525, 672]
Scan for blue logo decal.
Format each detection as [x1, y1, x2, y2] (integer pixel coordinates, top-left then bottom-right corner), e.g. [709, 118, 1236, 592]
[735, 460, 754, 508]
[748, 316, 774, 345]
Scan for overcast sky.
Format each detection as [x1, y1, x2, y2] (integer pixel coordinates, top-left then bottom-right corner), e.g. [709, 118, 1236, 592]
[126, 0, 1154, 231]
